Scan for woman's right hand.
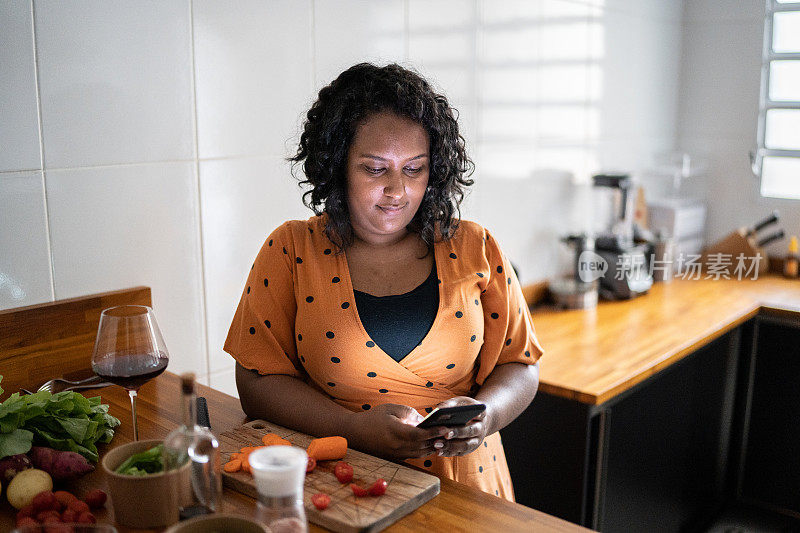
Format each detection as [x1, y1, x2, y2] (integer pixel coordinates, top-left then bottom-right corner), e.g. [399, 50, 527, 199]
[347, 404, 449, 460]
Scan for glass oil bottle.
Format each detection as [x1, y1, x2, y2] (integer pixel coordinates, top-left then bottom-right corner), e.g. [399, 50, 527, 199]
[163, 372, 222, 519]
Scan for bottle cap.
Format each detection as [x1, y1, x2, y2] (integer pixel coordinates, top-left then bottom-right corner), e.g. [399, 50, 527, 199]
[249, 446, 307, 498]
[790, 236, 798, 254]
[180, 373, 195, 394]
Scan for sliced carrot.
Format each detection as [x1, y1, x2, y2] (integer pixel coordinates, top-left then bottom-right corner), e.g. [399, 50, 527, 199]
[230, 452, 241, 460]
[240, 454, 251, 473]
[260, 433, 292, 447]
[224, 459, 242, 473]
[306, 436, 348, 461]
[261, 433, 281, 445]
[240, 446, 259, 454]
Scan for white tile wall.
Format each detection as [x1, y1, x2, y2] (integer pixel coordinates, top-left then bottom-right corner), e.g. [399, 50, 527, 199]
[479, 0, 595, 24]
[410, 0, 474, 29]
[209, 368, 238, 399]
[314, 0, 405, 89]
[2, 0, 688, 398]
[475, 174, 579, 283]
[0, 172, 53, 307]
[679, 19, 763, 141]
[199, 157, 309, 374]
[599, 10, 681, 141]
[45, 162, 206, 376]
[683, 0, 764, 23]
[193, 0, 314, 159]
[605, 0, 682, 22]
[0, 1, 41, 172]
[34, 0, 194, 168]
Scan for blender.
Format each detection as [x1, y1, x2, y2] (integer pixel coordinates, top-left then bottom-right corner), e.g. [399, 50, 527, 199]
[592, 174, 653, 300]
[549, 233, 599, 310]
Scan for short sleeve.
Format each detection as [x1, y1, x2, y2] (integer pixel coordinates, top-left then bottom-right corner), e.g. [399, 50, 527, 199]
[223, 222, 304, 377]
[476, 229, 544, 385]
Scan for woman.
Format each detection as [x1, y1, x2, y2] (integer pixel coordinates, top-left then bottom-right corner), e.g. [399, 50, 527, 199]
[224, 63, 543, 501]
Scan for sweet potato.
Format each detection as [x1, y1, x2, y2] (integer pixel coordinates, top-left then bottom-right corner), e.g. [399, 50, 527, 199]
[29, 446, 94, 481]
[0, 454, 33, 483]
[306, 436, 347, 461]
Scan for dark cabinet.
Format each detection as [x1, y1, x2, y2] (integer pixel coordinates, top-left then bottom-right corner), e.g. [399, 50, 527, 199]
[503, 313, 800, 531]
[600, 333, 736, 532]
[502, 331, 740, 532]
[739, 315, 800, 515]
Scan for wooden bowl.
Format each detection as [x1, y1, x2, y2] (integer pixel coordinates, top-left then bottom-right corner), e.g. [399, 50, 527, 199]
[101, 439, 189, 529]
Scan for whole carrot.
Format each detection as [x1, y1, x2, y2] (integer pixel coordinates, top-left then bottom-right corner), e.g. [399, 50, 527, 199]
[306, 436, 348, 461]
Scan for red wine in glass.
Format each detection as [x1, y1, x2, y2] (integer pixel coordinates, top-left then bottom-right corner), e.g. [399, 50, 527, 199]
[93, 352, 169, 390]
[92, 306, 170, 441]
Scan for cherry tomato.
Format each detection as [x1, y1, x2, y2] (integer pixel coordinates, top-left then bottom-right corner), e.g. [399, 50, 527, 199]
[84, 489, 107, 509]
[311, 493, 330, 510]
[368, 478, 388, 497]
[350, 483, 369, 497]
[334, 461, 354, 484]
[306, 456, 317, 474]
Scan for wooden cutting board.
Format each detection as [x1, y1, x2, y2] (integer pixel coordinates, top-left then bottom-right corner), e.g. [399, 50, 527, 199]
[219, 420, 440, 533]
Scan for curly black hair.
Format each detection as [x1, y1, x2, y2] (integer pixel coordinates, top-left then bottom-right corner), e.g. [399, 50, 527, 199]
[289, 62, 474, 250]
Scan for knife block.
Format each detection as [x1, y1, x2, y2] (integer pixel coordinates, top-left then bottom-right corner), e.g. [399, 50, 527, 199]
[702, 230, 768, 275]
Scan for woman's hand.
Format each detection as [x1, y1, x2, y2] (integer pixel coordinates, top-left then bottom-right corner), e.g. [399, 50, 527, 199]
[432, 396, 490, 457]
[347, 403, 449, 460]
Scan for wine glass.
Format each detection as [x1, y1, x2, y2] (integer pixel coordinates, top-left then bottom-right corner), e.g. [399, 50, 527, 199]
[91, 305, 169, 441]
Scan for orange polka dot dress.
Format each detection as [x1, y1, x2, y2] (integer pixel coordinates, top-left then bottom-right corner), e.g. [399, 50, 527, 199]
[224, 214, 544, 501]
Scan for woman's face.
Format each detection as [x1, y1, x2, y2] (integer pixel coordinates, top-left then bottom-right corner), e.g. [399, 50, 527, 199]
[345, 112, 430, 246]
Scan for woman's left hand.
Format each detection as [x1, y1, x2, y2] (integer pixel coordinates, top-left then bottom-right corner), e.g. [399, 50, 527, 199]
[432, 396, 490, 457]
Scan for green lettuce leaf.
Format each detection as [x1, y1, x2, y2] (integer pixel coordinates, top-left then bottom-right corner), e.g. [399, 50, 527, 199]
[0, 428, 33, 457]
[0, 383, 120, 462]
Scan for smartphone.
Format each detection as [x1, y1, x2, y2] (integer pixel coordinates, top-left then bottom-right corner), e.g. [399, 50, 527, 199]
[416, 404, 486, 429]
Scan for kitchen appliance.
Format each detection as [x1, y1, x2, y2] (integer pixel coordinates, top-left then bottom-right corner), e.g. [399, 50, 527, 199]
[549, 233, 599, 309]
[651, 230, 676, 283]
[592, 174, 653, 300]
[648, 198, 707, 258]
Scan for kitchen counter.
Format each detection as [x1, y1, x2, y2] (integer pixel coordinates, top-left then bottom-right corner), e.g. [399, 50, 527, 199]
[531, 275, 800, 405]
[506, 273, 800, 531]
[0, 372, 591, 533]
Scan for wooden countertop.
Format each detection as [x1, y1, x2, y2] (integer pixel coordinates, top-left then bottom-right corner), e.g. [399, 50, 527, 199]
[0, 373, 590, 533]
[532, 275, 800, 405]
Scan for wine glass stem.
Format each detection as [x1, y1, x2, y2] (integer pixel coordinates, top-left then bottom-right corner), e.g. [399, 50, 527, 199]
[128, 389, 139, 441]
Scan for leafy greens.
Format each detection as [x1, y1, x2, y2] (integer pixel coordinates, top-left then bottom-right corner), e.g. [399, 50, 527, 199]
[114, 443, 164, 476]
[0, 376, 120, 462]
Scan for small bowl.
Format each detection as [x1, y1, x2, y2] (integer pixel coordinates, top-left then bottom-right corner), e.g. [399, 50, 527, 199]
[164, 513, 270, 533]
[101, 439, 189, 529]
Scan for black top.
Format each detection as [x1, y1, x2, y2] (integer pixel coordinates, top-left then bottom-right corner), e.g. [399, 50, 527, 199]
[353, 263, 439, 362]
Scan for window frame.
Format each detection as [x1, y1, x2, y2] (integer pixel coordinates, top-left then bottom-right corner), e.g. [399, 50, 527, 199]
[754, 0, 800, 198]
